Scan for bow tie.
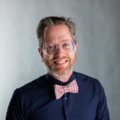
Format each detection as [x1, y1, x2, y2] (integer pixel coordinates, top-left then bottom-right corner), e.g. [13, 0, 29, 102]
[54, 79, 78, 99]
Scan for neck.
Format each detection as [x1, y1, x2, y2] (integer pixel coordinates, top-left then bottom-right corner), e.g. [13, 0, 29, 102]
[47, 68, 73, 82]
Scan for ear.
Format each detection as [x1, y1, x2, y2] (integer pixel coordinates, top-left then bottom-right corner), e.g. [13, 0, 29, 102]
[38, 48, 44, 59]
[74, 43, 78, 54]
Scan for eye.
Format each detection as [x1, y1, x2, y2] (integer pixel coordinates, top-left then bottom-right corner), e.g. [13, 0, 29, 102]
[63, 43, 70, 47]
[48, 46, 53, 49]
[64, 44, 68, 46]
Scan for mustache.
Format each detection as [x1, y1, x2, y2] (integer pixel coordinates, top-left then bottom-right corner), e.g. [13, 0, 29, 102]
[50, 57, 70, 62]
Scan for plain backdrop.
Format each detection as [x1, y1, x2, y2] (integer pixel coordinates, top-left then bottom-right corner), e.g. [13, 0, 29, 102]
[0, 0, 120, 120]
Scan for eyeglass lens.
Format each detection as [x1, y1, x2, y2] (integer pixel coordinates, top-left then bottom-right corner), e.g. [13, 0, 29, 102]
[43, 40, 74, 55]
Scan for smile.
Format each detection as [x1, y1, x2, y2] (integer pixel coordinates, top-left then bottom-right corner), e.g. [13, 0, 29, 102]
[54, 60, 68, 65]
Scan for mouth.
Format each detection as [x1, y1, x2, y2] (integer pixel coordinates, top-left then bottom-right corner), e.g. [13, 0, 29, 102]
[54, 60, 68, 65]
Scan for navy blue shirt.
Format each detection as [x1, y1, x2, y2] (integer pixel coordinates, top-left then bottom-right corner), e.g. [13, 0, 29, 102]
[6, 71, 110, 120]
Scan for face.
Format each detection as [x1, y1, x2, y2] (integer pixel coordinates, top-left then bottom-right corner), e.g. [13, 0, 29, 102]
[38, 25, 77, 78]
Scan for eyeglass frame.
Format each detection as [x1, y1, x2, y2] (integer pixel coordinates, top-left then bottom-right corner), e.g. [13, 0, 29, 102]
[41, 40, 76, 56]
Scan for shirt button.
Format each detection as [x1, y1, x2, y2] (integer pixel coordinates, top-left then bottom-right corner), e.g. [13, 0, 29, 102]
[64, 97, 67, 100]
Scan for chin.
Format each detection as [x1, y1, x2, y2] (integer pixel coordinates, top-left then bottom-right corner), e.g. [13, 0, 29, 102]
[52, 72, 69, 78]
[49, 66, 73, 78]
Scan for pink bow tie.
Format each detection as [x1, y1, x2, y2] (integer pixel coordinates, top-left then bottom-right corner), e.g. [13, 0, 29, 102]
[54, 79, 78, 99]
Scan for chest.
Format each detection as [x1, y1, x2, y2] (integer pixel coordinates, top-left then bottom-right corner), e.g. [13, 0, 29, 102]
[25, 90, 98, 120]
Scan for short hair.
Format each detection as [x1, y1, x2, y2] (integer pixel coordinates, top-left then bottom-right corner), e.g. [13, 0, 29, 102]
[36, 16, 76, 48]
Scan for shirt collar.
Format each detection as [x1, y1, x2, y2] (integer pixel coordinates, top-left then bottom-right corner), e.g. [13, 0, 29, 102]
[46, 71, 76, 87]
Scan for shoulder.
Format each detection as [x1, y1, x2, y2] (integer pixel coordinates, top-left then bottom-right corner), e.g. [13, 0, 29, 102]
[73, 71, 102, 90]
[14, 74, 48, 98]
[73, 71, 98, 82]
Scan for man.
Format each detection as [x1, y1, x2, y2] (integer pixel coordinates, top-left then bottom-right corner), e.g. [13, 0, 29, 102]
[6, 16, 110, 120]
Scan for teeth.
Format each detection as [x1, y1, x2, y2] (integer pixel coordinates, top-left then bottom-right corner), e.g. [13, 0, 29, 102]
[55, 61, 66, 64]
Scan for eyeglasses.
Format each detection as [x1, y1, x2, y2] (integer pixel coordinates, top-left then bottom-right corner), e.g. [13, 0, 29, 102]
[43, 40, 75, 56]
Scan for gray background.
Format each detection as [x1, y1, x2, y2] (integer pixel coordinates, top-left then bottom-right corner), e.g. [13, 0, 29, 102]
[0, 0, 120, 120]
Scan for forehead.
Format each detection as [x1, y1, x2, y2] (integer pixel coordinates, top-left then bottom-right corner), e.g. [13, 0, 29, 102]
[43, 25, 73, 43]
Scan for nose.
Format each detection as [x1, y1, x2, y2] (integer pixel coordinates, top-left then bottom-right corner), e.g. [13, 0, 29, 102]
[54, 45, 64, 57]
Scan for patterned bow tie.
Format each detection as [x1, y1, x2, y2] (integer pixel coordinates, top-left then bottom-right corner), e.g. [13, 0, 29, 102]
[54, 79, 78, 99]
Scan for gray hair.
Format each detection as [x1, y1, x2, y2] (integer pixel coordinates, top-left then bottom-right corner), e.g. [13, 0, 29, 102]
[36, 16, 77, 48]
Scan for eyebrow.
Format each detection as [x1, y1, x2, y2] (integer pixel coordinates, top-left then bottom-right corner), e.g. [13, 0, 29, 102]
[44, 39, 71, 44]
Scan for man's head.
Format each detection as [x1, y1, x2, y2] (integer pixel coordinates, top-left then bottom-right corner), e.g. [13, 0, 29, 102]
[36, 16, 76, 49]
[36, 16, 77, 79]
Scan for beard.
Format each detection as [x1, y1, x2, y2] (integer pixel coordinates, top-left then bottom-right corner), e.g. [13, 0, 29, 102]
[43, 55, 76, 78]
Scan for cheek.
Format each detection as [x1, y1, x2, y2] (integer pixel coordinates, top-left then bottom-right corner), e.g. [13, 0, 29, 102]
[68, 52, 75, 58]
[43, 54, 53, 61]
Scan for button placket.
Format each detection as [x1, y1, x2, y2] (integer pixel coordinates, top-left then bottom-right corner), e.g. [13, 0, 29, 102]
[64, 96, 67, 100]
[63, 93, 68, 100]
[62, 94, 69, 120]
